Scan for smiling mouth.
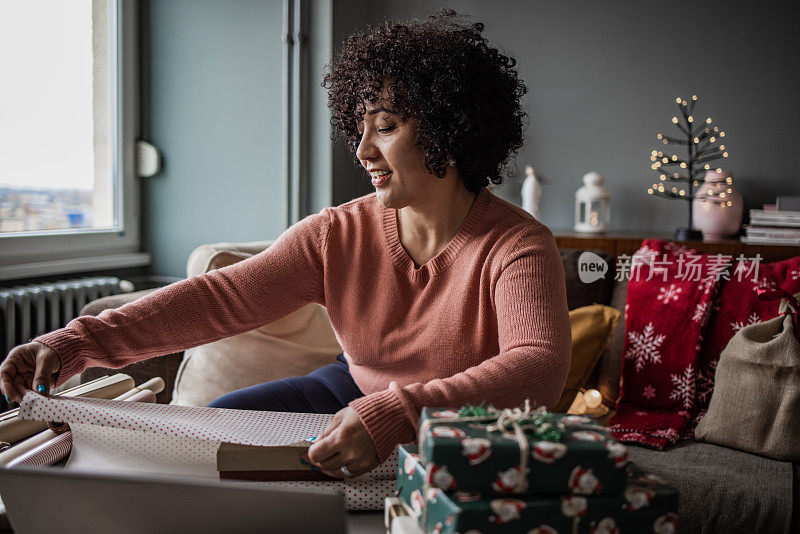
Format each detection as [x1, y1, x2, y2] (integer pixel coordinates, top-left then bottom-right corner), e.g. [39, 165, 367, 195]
[370, 172, 392, 187]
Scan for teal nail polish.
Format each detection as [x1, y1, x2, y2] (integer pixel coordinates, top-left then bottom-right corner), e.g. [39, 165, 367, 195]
[310, 465, 320, 472]
[37, 385, 47, 394]
[305, 436, 317, 442]
[3, 394, 8, 403]
[299, 458, 309, 465]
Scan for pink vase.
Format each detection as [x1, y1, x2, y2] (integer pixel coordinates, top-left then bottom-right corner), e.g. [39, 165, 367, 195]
[692, 170, 743, 242]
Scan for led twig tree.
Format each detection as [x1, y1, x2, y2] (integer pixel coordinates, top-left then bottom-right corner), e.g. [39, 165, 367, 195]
[647, 95, 731, 241]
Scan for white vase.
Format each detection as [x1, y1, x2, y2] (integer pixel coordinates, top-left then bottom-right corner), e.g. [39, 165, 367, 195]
[692, 170, 743, 242]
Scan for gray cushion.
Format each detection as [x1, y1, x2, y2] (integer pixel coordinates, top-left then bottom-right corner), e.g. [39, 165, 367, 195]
[627, 441, 794, 533]
[559, 248, 615, 310]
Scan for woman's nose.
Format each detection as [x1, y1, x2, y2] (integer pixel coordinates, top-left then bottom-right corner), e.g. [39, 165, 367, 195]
[356, 130, 378, 161]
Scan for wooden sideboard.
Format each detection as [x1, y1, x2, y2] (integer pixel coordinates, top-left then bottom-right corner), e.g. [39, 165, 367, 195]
[553, 230, 800, 263]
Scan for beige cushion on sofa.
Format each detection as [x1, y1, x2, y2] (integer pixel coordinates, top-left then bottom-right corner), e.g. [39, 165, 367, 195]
[170, 241, 342, 407]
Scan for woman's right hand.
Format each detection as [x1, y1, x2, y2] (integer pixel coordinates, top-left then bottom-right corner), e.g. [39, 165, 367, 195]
[0, 342, 61, 403]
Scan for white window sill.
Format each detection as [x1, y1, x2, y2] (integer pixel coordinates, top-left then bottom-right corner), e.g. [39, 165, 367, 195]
[0, 252, 151, 281]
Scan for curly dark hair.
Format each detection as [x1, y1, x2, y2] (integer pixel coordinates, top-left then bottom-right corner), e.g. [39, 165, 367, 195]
[323, 10, 527, 193]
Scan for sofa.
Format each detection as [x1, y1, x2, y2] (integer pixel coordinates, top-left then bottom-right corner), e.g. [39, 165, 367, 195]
[79, 241, 799, 533]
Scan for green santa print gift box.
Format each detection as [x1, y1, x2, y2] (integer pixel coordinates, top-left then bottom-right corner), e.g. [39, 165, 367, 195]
[397, 445, 679, 534]
[417, 406, 628, 496]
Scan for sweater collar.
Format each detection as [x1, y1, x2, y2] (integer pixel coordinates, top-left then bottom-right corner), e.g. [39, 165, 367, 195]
[382, 188, 491, 280]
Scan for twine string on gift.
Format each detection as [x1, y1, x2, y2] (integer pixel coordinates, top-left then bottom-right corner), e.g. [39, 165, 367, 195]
[484, 400, 533, 492]
[417, 400, 557, 532]
[757, 287, 800, 341]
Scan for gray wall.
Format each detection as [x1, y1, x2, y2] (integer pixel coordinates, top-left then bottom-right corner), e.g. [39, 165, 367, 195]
[349, 0, 800, 232]
[145, 0, 286, 277]
[143, 1, 800, 276]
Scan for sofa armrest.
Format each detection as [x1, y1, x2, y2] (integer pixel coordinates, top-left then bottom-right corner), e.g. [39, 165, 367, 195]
[79, 289, 159, 317]
[78, 288, 181, 404]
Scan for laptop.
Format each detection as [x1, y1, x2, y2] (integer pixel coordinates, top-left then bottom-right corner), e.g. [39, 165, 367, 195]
[0, 467, 347, 534]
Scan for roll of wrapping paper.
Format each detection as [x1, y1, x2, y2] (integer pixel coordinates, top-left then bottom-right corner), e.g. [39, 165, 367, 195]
[0, 373, 136, 444]
[5, 387, 158, 468]
[0, 378, 163, 466]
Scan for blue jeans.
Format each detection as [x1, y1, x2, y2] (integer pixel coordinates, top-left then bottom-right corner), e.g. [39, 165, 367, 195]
[207, 354, 364, 414]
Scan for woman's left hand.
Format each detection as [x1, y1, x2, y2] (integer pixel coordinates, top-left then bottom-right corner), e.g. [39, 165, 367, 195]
[307, 406, 379, 478]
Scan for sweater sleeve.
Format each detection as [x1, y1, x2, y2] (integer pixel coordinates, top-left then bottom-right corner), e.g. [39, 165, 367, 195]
[349, 227, 572, 461]
[34, 211, 331, 387]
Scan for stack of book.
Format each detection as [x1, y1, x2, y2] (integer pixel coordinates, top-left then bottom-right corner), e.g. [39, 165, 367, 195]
[742, 196, 800, 245]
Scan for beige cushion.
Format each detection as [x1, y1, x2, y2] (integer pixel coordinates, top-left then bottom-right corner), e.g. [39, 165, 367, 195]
[170, 242, 342, 407]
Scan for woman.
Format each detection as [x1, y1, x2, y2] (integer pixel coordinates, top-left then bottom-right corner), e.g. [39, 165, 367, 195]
[0, 11, 570, 479]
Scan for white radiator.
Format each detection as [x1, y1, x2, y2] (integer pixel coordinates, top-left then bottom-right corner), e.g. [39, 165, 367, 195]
[0, 277, 129, 355]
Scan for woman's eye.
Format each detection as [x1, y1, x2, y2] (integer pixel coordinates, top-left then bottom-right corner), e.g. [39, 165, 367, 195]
[377, 126, 395, 133]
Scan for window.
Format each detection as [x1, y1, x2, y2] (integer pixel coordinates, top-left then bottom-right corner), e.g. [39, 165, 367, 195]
[0, 0, 147, 280]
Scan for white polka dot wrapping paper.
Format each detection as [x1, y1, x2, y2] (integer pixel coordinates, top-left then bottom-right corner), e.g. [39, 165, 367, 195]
[17, 392, 396, 511]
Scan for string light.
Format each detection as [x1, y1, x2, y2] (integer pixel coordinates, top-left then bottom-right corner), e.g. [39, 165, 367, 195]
[648, 95, 733, 215]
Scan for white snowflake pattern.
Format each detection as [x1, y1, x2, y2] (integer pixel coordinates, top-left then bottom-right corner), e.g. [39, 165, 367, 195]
[730, 313, 760, 332]
[791, 269, 800, 281]
[691, 302, 708, 324]
[695, 359, 718, 404]
[697, 277, 715, 295]
[656, 284, 682, 304]
[669, 364, 695, 409]
[756, 278, 776, 290]
[664, 242, 692, 256]
[632, 245, 658, 265]
[642, 384, 656, 399]
[651, 428, 680, 441]
[625, 322, 666, 372]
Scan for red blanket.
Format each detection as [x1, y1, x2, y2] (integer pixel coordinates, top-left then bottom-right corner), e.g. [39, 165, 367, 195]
[610, 240, 800, 448]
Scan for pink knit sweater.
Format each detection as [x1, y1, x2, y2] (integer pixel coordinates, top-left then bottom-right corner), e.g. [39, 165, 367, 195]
[35, 188, 571, 461]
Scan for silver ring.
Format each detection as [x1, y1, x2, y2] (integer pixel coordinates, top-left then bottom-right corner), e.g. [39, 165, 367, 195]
[340, 465, 354, 478]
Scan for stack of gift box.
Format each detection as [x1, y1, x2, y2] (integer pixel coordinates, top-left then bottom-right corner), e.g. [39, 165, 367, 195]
[395, 406, 679, 533]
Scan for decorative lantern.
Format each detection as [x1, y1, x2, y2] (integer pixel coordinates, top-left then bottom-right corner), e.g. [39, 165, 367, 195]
[574, 172, 610, 233]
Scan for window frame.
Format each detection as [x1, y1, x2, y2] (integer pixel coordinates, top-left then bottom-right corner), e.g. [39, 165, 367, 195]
[0, 0, 148, 281]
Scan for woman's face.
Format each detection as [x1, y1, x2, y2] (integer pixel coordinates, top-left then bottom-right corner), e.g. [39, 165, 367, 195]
[355, 99, 433, 209]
